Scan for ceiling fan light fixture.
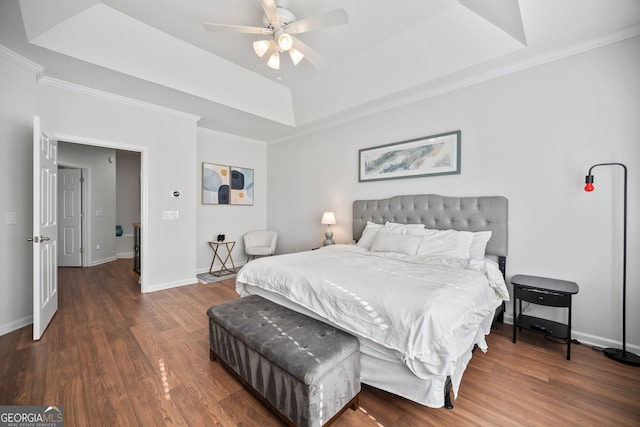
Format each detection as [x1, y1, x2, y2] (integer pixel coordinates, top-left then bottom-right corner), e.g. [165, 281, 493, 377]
[267, 51, 280, 70]
[288, 48, 304, 65]
[275, 29, 293, 51]
[252, 39, 271, 57]
[204, 4, 348, 71]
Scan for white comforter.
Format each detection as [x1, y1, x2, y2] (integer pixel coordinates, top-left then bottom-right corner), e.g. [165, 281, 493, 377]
[236, 244, 509, 379]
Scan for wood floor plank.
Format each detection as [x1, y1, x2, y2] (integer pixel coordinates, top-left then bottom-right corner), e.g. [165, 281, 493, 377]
[218, 388, 284, 427]
[171, 380, 236, 426]
[52, 345, 91, 426]
[0, 258, 639, 427]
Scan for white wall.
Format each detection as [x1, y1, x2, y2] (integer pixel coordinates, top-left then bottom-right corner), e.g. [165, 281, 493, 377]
[0, 52, 37, 335]
[267, 36, 640, 351]
[197, 128, 268, 273]
[59, 142, 117, 265]
[38, 80, 199, 292]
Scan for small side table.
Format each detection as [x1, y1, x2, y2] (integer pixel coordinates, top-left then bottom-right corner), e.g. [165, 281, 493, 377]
[512, 274, 579, 360]
[208, 241, 237, 277]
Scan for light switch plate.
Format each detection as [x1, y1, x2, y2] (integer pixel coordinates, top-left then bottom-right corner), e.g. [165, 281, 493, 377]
[6, 212, 17, 225]
[162, 211, 179, 220]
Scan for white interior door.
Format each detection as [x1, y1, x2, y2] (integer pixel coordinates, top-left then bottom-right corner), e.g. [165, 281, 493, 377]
[31, 116, 58, 340]
[58, 168, 82, 267]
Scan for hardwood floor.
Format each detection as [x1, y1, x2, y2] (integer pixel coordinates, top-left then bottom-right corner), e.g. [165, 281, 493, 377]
[1, 259, 639, 426]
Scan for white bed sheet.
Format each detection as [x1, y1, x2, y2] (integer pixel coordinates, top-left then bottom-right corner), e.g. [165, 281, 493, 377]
[235, 244, 508, 406]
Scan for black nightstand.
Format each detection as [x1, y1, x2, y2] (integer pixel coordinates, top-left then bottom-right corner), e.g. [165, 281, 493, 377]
[511, 274, 579, 360]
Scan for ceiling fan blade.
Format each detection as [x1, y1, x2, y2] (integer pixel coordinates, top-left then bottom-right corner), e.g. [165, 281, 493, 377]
[285, 9, 349, 35]
[292, 37, 328, 69]
[254, 41, 278, 71]
[261, 0, 280, 23]
[203, 23, 272, 35]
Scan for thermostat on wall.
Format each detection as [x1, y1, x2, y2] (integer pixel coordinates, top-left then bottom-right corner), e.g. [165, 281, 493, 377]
[171, 190, 181, 198]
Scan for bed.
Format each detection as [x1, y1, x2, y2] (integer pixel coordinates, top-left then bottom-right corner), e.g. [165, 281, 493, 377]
[236, 194, 509, 408]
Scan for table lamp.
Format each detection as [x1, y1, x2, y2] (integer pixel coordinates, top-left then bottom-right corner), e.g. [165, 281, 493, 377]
[321, 211, 336, 246]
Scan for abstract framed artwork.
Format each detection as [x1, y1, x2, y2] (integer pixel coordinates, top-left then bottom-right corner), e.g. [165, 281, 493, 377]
[358, 130, 461, 182]
[202, 163, 254, 205]
[230, 166, 254, 205]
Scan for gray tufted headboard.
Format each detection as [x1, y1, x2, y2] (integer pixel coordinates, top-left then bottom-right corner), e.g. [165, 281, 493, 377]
[353, 194, 508, 257]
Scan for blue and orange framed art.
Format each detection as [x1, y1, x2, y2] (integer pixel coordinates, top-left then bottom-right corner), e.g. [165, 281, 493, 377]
[202, 163, 254, 205]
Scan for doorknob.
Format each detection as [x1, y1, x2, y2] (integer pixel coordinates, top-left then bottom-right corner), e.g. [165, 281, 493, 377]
[26, 236, 50, 243]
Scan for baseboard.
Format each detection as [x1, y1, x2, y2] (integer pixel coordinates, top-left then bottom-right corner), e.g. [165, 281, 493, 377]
[144, 267, 244, 292]
[90, 256, 118, 266]
[570, 330, 640, 354]
[143, 277, 199, 293]
[502, 313, 640, 354]
[116, 252, 133, 259]
[0, 315, 33, 337]
[197, 262, 246, 275]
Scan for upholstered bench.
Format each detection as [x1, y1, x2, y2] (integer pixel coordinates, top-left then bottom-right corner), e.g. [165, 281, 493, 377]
[207, 295, 361, 427]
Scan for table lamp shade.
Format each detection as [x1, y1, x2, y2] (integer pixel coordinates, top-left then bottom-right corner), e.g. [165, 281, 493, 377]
[321, 211, 336, 225]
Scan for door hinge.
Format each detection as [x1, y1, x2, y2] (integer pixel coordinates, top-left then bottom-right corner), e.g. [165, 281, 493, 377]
[80, 177, 85, 183]
[80, 212, 84, 218]
[80, 247, 85, 254]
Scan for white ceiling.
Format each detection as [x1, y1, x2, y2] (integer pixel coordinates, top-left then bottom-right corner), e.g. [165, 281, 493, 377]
[2, 0, 640, 142]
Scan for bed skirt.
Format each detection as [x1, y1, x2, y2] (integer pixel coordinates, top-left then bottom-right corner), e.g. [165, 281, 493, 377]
[240, 284, 493, 407]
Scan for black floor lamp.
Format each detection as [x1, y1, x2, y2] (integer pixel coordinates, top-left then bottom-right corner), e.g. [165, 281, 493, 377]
[584, 162, 640, 366]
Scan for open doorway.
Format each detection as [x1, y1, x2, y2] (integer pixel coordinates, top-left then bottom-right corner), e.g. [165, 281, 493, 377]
[32, 126, 148, 341]
[56, 141, 142, 281]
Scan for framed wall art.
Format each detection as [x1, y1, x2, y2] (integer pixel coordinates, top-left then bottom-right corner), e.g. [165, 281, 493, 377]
[230, 166, 254, 205]
[202, 162, 254, 205]
[358, 130, 461, 182]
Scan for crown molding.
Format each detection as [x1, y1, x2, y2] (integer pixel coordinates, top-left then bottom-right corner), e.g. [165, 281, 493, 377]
[270, 27, 640, 145]
[38, 76, 202, 122]
[197, 126, 267, 145]
[0, 44, 44, 76]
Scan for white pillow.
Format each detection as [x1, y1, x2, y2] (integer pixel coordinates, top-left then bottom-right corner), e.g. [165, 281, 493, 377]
[356, 222, 383, 249]
[469, 231, 492, 260]
[384, 222, 425, 234]
[411, 228, 474, 259]
[370, 232, 422, 256]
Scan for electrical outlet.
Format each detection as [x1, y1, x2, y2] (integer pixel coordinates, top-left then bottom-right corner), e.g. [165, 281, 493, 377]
[96, 244, 100, 251]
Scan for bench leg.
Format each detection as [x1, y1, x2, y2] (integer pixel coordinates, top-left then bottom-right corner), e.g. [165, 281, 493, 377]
[349, 394, 360, 411]
[323, 393, 360, 427]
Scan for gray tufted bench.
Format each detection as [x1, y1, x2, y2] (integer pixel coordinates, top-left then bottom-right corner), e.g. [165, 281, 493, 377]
[207, 295, 361, 427]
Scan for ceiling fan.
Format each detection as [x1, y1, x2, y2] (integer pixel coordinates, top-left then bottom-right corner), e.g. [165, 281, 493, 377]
[203, 0, 349, 71]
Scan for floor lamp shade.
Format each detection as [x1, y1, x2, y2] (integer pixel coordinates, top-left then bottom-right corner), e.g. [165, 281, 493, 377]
[584, 162, 640, 366]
